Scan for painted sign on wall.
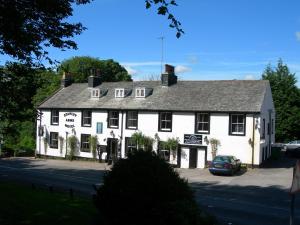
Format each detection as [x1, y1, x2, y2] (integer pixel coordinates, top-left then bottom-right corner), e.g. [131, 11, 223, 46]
[64, 112, 77, 128]
[184, 134, 202, 145]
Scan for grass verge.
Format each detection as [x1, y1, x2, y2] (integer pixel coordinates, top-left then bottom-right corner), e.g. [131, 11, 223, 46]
[0, 181, 98, 225]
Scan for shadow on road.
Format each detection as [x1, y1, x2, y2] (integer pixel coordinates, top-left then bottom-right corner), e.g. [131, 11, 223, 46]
[0, 157, 108, 197]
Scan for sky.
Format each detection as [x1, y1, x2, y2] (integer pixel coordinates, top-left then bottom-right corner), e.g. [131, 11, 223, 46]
[2, 0, 300, 85]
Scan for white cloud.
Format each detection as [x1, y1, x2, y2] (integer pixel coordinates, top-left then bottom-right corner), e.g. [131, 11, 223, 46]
[124, 66, 138, 76]
[175, 65, 192, 74]
[296, 32, 300, 41]
[244, 74, 255, 80]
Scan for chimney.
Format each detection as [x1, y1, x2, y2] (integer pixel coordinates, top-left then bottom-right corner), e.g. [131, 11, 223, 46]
[161, 64, 177, 86]
[61, 72, 73, 88]
[88, 68, 102, 88]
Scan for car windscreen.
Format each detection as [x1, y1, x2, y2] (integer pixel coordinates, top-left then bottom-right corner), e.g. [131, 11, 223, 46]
[213, 156, 230, 163]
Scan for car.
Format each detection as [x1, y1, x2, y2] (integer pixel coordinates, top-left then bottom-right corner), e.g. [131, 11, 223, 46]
[283, 140, 300, 151]
[209, 155, 241, 176]
[285, 146, 300, 159]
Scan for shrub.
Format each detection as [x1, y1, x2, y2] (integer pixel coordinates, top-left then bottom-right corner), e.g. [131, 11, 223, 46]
[94, 151, 215, 225]
[67, 135, 78, 161]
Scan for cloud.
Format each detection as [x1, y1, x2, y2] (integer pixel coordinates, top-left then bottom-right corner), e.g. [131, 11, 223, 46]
[244, 74, 255, 80]
[175, 65, 192, 74]
[296, 32, 300, 41]
[124, 66, 138, 76]
[186, 55, 199, 64]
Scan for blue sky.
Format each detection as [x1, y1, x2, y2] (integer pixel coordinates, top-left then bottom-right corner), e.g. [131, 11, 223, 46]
[2, 0, 300, 85]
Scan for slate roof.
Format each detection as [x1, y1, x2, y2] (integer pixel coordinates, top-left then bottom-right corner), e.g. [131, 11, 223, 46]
[38, 80, 269, 112]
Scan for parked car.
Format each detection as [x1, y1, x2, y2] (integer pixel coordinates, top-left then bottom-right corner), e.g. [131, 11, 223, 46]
[283, 140, 300, 151]
[285, 146, 300, 159]
[209, 155, 241, 176]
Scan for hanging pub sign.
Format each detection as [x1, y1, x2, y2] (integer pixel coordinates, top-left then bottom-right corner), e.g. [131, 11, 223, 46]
[64, 112, 77, 128]
[184, 134, 202, 145]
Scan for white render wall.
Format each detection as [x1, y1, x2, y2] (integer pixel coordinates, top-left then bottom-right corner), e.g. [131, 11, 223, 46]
[37, 109, 265, 166]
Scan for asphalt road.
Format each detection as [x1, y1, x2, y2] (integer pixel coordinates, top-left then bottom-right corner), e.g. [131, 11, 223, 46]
[0, 157, 299, 225]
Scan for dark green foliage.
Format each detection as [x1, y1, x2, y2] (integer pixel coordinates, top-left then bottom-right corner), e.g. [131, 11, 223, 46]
[59, 56, 132, 83]
[0, 63, 39, 155]
[0, 0, 90, 65]
[94, 151, 215, 225]
[262, 59, 300, 142]
[145, 0, 184, 38]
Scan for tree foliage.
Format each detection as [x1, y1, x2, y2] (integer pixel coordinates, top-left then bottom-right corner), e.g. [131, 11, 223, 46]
[145, 0, 183, 38]
[0, 0, 90, 65]
[262, 60, 300, 142]
[94, 151, 215, 225]
[0, 0, 182, 65]
[59, 56, 132, 83]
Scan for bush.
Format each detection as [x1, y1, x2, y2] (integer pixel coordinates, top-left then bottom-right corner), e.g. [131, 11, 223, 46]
[94, 151, 215, 225]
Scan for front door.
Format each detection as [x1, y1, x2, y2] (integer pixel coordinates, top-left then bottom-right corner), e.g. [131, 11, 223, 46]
[107, 138, 118, 163]
[189, 147, 197, 168]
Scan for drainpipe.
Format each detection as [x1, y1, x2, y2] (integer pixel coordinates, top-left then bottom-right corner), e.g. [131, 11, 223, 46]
[120, 111, 124, 158]
[251, 115, 255, 169]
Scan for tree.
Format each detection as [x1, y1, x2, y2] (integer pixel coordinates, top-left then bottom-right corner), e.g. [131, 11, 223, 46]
[0, 0, 90, 65]
[262, 60, 300, 142]
[0, 63, 39, 155]
[0, 0, 182, 65]
[59, 56, 132, 83]
[94, 151, 215, 225]
[131, 131, 154, 151]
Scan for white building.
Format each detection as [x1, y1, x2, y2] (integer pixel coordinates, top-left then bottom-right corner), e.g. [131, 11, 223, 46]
[36, 65, 275, 168]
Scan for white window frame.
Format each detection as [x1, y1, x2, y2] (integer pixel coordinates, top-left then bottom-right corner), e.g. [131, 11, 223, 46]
[91, 88, 100, 98]
[82, 110, 92, 127]
[51, 109, 59, 125]
[108, 111, 119, 128]
[50, 132, 58, 149]
[159, 112, 172, 131]
[135, 88, 145, 98]
[126, 111, 138, 129]
[196, 113, 209, 133]
[115, 88, 125, 98]
[230, 114, 245, 135]
[81, 134, 91, 152]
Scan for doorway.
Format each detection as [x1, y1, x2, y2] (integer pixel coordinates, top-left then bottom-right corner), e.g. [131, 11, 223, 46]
[107, 138, 118, 164]
[189, 147, 198, 168]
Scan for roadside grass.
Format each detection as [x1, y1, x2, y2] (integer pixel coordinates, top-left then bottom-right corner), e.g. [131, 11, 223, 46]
[0, 182, 98, 225]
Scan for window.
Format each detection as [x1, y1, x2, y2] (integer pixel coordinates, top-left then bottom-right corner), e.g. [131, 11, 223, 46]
[96, 122, 103, 134]
[82, 110, 92, 127]
[135, 88, 145, 98]
[261, 118, 265, 139]
[229, 114, 246, 135]
[91, 89, 100, 98]
[125, 137, 137, 156]
[158, 141, 170, 161]
[50, 132, 58, 149]
[159, 112, 172, 131]
[195, 113, 210, 133]
[51, 110, 59, 125]
[115, 88, 124, 98]
[108, 111, 119, 128]
[81, 134, 91, 152]
[126, 111, 138, 129]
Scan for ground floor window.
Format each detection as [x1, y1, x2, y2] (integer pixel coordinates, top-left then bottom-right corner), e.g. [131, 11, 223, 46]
[50, 132, 58, 149]
[158, 141, 170, 161]
[81, 134, 91, 152]
[125, 137, 137, 156]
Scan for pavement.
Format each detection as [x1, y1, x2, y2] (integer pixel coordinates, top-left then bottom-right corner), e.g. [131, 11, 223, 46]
[0, 156, 299, 225]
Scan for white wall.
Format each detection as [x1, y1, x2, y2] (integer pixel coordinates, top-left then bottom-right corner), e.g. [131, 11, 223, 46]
[37, 109, 266, 166]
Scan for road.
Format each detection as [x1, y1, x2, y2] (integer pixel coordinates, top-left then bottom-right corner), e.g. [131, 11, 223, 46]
[0, 157, 299, 225]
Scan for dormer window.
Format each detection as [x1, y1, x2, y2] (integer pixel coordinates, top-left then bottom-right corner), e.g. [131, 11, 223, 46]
[115, 88, 125, 98]
[91, 88, 100, 98]
[135, 88, 145, 98]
